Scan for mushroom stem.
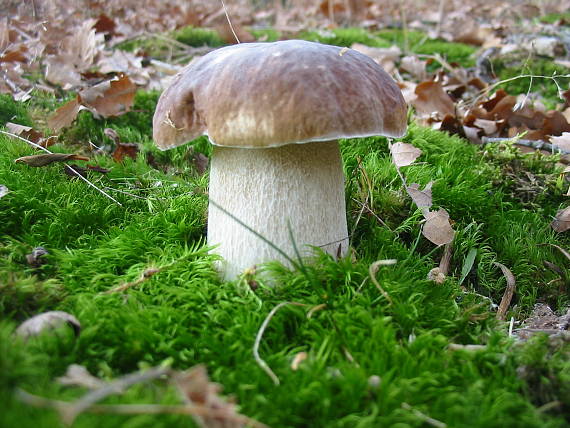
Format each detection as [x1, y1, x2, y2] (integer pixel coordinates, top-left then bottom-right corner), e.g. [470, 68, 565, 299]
[208, 140, 348, 280]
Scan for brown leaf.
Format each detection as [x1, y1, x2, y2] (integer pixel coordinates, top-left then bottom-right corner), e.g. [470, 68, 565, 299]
[15, 153, 89, 167]
[494, 262, 516, 321]
[6, 122, 58, 148]
[422, 208, 455, 246]
[0, 185, 8, 198]
[112, 142, 139, 162]
[389, 142, 422, 167]
[48, 96, 82, 132]
[173, 364, 249, 428]
[406, 182, 433, 208]
[79, 74, 136, 118]
[15, 311, 81, 339]
[551, 206, 570, 232]
[412, 80, 455, 117]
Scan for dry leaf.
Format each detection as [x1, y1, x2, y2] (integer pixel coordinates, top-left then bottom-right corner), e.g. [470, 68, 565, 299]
[173, 364, 249, 428]
[0, 185, 8, 198]
[15, 153, 89, 167]
[48, 96, 82, 132]
[551, 206, 570, 232]
[413, 80, 455, 117]
[6, 122, 58, 147]
[79, 74, 136, 118]
[406, 181, 433, 208]
[15, 311, 81, 339]
[112, 142, 139, 162]
[494, 262, 516, 321]
[390, 142, 422, 167]
[422, 208, 455, 246]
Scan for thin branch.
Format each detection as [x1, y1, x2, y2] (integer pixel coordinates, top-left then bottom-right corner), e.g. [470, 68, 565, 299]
[401, 402, 447, 428]
[17, 389, 269, 428]
[0, 130, 122, 206]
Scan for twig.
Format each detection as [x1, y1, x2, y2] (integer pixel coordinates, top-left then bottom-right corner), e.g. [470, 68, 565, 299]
[0, 130, 122, 206]
[481, 136, 570, 155]
[351, 198, 392, 231]
[61, 366, 170, 424]
[253, 301, 307, 385]
[494, 262, 516, 321]
[16, 389, 269, 428]
[369, 260, 397, 305]
[401, 402, 447, 428]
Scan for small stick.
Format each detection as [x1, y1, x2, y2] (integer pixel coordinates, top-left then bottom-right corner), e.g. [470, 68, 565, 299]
[253, 301, 307, 385]
[0, 130, 122, 206]
[494, 262, 516, 321]
[438, 242, 453, 276]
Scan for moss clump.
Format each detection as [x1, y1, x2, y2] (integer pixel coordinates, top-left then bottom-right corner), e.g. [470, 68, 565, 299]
[376, 29, 477, 66]
[300, 27, 391, 48]
[250, 27, 281, 42]
[2, 100, 570, 426]
[0, 94, 32, 127]
[171, 25, 224, 47]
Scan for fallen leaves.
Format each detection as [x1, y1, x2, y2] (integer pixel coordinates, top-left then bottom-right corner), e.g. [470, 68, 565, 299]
[48, 75, 137, 131]
[389, 142, 455, 246]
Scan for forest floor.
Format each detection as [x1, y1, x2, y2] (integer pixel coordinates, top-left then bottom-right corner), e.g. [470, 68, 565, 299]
[1, 1, 570, 427]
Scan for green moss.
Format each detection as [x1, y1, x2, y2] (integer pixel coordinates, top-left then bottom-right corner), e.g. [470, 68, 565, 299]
[540, 12, 570, 24]
[376, 29, 477, 66]
[300, 27, 391, 48]
[2, 108, 570, 426]
[0, 94, 32, 127]
[250, 27, 281, 42]
[171, 25, 224, 47]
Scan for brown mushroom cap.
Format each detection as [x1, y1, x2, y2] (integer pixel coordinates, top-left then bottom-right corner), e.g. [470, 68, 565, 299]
[153, 40, 407, 150]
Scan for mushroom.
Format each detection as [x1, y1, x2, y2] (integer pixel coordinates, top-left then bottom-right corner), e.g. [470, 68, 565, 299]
[153, 40, 407, 280]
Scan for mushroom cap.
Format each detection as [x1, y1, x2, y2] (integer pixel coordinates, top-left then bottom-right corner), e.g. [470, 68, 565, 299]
[153, 40, 407, 150]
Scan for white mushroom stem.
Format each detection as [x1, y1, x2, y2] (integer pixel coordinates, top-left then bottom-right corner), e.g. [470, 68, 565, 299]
[207, 140, 348, 280]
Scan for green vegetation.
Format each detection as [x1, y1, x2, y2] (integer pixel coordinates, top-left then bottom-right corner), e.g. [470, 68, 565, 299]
[540, 12, 570, 24]
[1, 20, 570, 428]
[494, 58, 570, 102]
[1, 83, 570, 426]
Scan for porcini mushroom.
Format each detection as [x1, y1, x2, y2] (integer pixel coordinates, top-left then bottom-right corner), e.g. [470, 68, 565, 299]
[153, 40, 406, 280]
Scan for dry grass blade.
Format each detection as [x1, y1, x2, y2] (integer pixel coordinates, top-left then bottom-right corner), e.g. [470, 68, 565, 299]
[401, 402, 447, 428]
[253, 301, 307, 385]
[369, 260, 397, 305]
[494, 262, 516, 320]
[540, 243, 570, 263]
